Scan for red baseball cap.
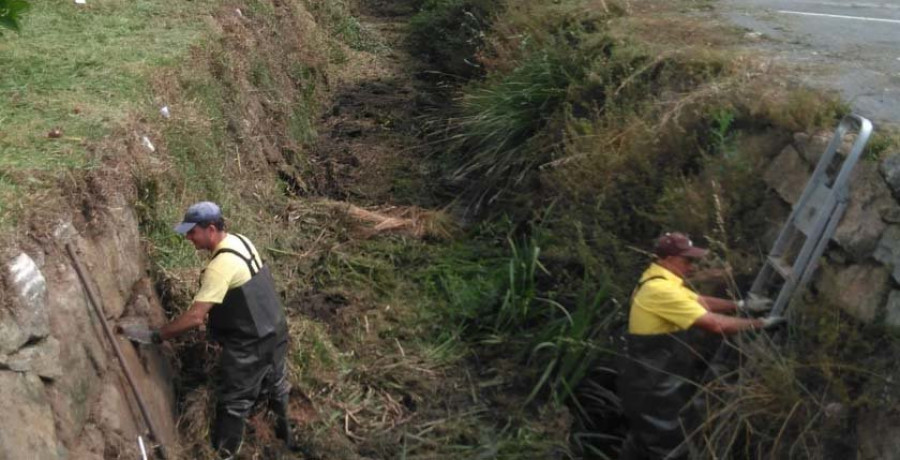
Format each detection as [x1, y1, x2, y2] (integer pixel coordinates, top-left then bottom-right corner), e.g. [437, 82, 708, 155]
[654, 232, 708, 259]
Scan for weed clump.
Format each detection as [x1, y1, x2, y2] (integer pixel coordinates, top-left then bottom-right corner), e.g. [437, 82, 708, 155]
[407, 0, 501, 78]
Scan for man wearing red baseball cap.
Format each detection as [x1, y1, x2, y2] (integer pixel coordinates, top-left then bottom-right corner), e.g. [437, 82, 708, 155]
[619, 232, 784, 460]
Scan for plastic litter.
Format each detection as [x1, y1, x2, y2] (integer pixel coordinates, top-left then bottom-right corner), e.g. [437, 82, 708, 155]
[160, 105, 170, 119]
[74, 0, 86, 4]
[235, 8, 243, 18]
[141, 136, 156, 153]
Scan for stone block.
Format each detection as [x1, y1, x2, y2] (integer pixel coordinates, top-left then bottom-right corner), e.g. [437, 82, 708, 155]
[834, 163, 898, 260]
[95, 382, 137, 436]
[2, 337, 62, 380]
[879, 153, 900, 199]
[793, 131, 831, 165]
[0, 371, 59, 460]
[78, 207, 143, 320]
[764, 145, 810, 205]
[45, 263, 107, 447]
[816, 263, 890, 323]
[0, 253, 50, 355]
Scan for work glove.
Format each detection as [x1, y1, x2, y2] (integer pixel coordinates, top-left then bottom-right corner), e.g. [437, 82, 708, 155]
[737, 294, 773, 313]
[759, 316, 786, 330]
[118, 324, 162, 344]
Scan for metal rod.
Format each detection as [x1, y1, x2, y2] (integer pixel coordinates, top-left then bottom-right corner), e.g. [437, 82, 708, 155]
[139, 436, 149, 460]
[65, 243, 168, 460]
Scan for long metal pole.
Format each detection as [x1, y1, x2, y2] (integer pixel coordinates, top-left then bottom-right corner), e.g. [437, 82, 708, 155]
[65, 243, 168, 460]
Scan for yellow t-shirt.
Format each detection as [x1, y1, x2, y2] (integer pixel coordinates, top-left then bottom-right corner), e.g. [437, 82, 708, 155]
[193, 233, 263, 304]
[627, 263, 708, 335]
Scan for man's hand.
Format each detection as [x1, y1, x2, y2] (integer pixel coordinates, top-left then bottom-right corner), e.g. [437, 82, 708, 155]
[738, 294, 773, 313]
[118, 324, 161, 344]
[759, 316, 786, 330]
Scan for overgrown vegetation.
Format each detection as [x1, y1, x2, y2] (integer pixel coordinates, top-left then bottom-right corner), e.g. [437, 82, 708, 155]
[4, 0, 899, 458]
[404, 0, 892, 458]
[407, 0, 500, 78]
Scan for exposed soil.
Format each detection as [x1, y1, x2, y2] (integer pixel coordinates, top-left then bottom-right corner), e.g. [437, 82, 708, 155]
[304, 8, 440, 206]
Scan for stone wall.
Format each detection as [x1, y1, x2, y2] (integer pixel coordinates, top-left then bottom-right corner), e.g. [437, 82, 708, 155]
[0, 205, 177, 459]
[762, 129, 900, 460]
[764, 131, 900, 325]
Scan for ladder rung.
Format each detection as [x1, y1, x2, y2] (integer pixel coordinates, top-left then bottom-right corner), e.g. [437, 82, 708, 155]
[767, 256, 793, 279]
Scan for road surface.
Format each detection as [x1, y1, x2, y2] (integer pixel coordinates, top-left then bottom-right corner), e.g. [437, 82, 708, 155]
[720, 0, 900, 125]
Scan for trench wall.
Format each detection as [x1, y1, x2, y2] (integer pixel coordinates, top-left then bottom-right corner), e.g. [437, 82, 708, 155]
[0, 196, 178, 459]
[762, 128, 900, 459]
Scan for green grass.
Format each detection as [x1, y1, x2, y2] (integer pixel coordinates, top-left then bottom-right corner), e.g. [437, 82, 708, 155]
[0, 0, 216, 228]
[302, 0, 384, 54]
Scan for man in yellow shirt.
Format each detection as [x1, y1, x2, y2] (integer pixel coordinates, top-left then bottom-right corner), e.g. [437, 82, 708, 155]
[619, 232, 783, 460]
[121, 202, 296, 459]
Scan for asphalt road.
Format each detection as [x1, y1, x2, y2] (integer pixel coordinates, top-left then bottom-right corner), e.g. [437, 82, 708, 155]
[720, 0, 900, 125]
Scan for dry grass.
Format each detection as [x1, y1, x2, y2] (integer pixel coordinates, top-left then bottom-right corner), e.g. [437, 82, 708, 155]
[318, 199, 455, 240]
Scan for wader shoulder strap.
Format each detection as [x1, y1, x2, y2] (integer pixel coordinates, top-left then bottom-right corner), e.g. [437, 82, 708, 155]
[628, 275, 667, 302]
[213, 234, 262, 276]
[232, 234, 263, 273]
[637, 275, 666, 289]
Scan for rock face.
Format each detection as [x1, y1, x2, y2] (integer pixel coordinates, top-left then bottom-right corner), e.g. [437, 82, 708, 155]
[833, 163, 899, 260]
[762, 133, 900, 317]
[0, 372, 59, 459]
[0, 206, 178, 459]
[764, 144, 811, 205]
[1, 253, 50, 355]
[816, 263, 890, 323]
[879, 153, 900, 199]
[763, 132, 900, 459]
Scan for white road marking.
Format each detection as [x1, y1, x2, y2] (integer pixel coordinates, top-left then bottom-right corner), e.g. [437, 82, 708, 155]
[793, 1, 900, 10]
[778, 10, 900, 24]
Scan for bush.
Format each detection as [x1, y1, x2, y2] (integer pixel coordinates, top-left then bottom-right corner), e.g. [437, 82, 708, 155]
[422, 224, 613, 405]
[407, 0, 501, 78]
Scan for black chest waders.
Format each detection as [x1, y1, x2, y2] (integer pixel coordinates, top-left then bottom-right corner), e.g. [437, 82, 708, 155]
[206, 235, 293, 458]
[618, 276, 703, 460]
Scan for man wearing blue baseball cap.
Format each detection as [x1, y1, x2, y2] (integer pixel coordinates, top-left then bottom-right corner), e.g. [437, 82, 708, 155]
[120, 201, 299, 458]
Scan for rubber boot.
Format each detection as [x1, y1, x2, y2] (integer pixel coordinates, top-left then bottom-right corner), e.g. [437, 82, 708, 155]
[272, 395, 315, 457]
[213, 411, 245, 460]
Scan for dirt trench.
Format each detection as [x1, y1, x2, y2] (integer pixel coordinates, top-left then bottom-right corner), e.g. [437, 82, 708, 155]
[266, 4, 575, 459]
[302, 7, 441, 207]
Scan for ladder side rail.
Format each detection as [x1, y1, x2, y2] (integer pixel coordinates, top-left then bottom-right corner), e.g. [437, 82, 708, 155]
[749, 262, 776, 296]
[779, 117, 870, 311]
[828, 115, 873, 193]
[796, 200, 849, 294]
[772, 199, 848, 317]
[768, 114, 871, 316]
[749, 114, 862, 298]
[757, 121, 847, 260]
[786, 193, 837, 281]
[771, 267, 798, 317]
[770, 193, 838, 315]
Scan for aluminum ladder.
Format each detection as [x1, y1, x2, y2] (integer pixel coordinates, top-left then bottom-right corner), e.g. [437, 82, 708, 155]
[750, 114, 873, 317]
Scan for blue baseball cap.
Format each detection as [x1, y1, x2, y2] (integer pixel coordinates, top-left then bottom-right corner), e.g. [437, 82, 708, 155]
[174, 201, 222, 235]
